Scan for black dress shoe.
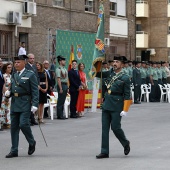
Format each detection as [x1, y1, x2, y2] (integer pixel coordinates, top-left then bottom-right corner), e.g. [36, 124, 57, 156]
[28, 141, 36, 155]
[124, 141, 130, 155]
[134, 101, 141, 104]
[96, 153, 109, 159]
[31, 120, 38, 125]
[57, 116, 66, 120]
[70, 115, 78, 118]
[6, 152, 18, 158]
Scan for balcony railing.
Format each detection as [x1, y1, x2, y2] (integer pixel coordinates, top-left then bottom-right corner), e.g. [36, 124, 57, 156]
[136, 31, 149, 48]
[136, 0, 149, 17]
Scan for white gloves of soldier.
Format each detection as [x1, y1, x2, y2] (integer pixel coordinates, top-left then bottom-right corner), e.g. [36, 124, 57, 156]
[31, 106, 38, 114]
[120, 111, 128, 117]
[5, 90, 11, 98]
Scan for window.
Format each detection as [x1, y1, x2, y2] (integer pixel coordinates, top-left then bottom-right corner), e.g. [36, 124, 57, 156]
[109, 46, 117, 56]
[168, 26, 170, 34]
[53, 0, 64, 7]
[110, 2, 117, 16]
[0, 31, 12, 59]
[85, 0, 94, 13]
[136, 24, 142, 31]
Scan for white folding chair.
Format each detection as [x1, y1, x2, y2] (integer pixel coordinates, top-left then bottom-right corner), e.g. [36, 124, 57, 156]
[130, 84, 134, 102]
[144, 84, 151, 102]
[140, 84, 147, 102]
[64, 94, 70, 118]
[46, 94, 57, 120]
[158, 84, 167, 102]
[163, 84, 170, 103]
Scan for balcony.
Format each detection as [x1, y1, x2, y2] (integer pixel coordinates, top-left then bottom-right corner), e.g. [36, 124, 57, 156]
[136, 1, 149, 17]
[168, 4, 170, 17]
[167, 35, 170, 47]
[136, 31, 149, 48]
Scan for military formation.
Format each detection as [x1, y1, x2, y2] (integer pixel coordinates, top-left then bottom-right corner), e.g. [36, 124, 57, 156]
[102, 59, 170, 103]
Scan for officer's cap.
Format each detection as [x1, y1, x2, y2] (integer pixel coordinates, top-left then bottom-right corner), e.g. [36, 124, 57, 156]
[161, 61, 166, 64]
[141, 61, 146, 64]
[57, 55, 66, 62]
[128, 60, 132, 63]
[114, 56, 127, 63]
[133, 60, 141, 65]
[14, 55, 28, 61]
[108, 60, 113, 63]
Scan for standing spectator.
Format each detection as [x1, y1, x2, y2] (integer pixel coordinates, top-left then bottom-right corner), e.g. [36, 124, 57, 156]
[18, 42, 26, 56]
[50, 57, 56, 90]
[0, 58, 3, 70]
[0, 63, 12, 129]
[43, 60, 53, 118]
[56, 55, 68, 119]
[0, 60, 5, 130]
[76, 63, 87, 117]
[161, 61, 167, 84]
[5, 55, 38, 158]
[25, 53, 38, 125]
[36, 62, 48, 123]
[68, 60, 81, 118]
[133, 61, 142, 104]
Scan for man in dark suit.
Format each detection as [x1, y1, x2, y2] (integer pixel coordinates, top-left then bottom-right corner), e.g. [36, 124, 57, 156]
[43, 60, 54, 118]
[133, 61, 142, 104]
[68, 60, 81, 118]
[25, 53, 38, 125]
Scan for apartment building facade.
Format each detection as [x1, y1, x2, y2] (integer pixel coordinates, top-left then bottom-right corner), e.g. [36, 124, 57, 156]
[0, 0, 135, 62]
[136, 0, 170, 62]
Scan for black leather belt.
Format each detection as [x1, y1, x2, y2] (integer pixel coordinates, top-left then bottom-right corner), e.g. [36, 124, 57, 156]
[110, 92, 123, 96]
[61, 82, 67, 85]
[162, 78, 167, 80]
[11, 93, 30, 97]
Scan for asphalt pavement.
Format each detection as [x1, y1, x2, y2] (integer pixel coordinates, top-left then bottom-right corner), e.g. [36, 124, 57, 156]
[0, 102, 170, 170]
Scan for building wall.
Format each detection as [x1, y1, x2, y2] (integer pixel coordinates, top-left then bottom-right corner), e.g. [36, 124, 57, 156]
[0, 0, 135, 63]
[136, 0, 170, 61]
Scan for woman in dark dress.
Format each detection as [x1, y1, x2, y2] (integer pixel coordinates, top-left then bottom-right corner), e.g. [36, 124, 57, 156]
[36, 62, 48, 123]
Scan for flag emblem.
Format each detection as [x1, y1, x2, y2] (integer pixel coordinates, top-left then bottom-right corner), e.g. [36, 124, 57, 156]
[77, 45, 82, 60]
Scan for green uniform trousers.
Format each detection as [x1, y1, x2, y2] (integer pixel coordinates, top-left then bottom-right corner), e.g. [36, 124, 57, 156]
[101, 109, 129, 155]
[57, 84, 68, 118]
[10, 111, 35, 154]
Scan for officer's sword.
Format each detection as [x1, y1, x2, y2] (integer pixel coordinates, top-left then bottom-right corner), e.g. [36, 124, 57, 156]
[37, 118, 48, 147]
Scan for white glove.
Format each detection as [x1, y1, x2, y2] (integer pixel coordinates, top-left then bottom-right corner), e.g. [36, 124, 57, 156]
[5, 90, 11, 97]
[120, 111, 128, 117]
[31, 106, 38, 113]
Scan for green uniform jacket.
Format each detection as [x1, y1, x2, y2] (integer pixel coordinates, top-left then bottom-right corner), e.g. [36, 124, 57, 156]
[96, 71, 131, 112]
[10, 69, 39, 112]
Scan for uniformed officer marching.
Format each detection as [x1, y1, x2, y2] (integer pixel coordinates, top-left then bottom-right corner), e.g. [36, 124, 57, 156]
[56, 55, 68, 119]
[5, 55, 39, 158]
[96, 56, 132, 159]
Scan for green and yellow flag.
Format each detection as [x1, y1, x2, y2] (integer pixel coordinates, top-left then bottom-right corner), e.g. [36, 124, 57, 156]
[89, 0, 105, 78]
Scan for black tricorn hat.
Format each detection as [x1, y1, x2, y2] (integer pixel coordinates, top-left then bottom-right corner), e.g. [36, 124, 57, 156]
[114, 56, 127, 63]
[108, 60, 113, 63]
[14, 55, 28, 61]
[133, 60, 141, 65]
[102, 61, 107, 65]
[57, 55, 66, 62]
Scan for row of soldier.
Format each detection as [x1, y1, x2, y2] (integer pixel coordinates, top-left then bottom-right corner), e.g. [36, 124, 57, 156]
[102, 60, 170, 103]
